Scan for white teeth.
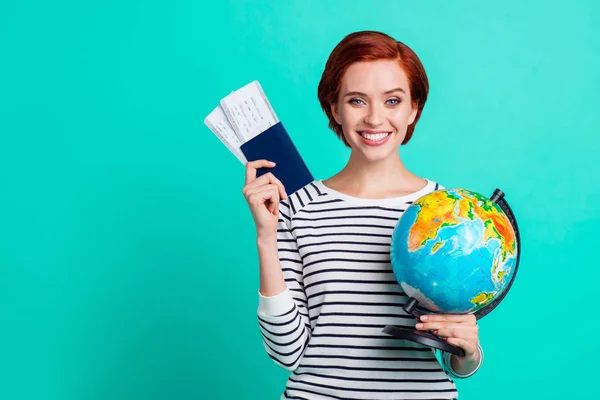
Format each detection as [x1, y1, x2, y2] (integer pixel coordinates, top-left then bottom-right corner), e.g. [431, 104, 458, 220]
[361, 132, 390, 141]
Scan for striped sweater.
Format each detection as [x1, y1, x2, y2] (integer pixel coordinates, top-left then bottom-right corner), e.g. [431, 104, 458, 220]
[257, 179, 482, 400]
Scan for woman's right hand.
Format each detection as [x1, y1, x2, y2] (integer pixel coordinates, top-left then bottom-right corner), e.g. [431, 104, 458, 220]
[242, 159, 288, 237]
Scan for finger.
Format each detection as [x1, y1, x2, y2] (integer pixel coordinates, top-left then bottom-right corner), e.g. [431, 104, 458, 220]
[266, 188, 279, 215]
[445, 337, 478, 358]
[249, 185, 279, 211]
[269, 201, 277, 215]
[268, 188, 280, 215]
[416, 322, 464, 331]
[249, 184, 279, 203]
[245, 160, 276, 184]
[420, 314, 475, 324]
[244, 172, 287, 200]
[245, 183, 280, 202]
[434, 328, 478, 341]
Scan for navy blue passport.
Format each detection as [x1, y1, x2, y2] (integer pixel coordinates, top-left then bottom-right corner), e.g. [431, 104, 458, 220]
[240, 122, 314, 196]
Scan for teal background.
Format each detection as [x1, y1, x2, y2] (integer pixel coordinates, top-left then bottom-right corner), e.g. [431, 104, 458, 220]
[1, 1, 598, 399]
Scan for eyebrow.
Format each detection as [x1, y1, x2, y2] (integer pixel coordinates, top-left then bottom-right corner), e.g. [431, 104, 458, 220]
[343, 87, 406, 97]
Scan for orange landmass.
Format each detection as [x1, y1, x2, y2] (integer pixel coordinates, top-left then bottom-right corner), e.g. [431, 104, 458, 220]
[409, 189, 517, 261]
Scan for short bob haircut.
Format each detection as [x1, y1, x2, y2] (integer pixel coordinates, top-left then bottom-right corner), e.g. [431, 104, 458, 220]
[317, 31, 429, 147]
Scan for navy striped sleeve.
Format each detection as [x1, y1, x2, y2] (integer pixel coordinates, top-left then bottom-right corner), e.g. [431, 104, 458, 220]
[257, 199, 311, 371]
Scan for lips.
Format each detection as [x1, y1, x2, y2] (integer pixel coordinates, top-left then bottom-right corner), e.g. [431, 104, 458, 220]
[358, 130, 392, 146]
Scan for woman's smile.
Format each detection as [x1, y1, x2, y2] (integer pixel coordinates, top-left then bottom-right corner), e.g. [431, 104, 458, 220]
[358, 129, 392, 146]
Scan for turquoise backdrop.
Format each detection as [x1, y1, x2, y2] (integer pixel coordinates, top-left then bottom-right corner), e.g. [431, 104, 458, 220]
[1, 1, 598, 399]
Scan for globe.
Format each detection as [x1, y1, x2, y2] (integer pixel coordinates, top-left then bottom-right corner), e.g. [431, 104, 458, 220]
[390, 188, 519, 315]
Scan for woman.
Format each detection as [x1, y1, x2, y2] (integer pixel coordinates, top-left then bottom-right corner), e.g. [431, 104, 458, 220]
[242, 31, 483, 399]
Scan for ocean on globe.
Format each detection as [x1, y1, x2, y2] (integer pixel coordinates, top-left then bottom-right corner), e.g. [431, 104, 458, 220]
[390, 188, 518, 314]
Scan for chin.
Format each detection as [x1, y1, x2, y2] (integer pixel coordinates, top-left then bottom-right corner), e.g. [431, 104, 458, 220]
[363, 149, 397, 163]
[352, 143, 400, 163]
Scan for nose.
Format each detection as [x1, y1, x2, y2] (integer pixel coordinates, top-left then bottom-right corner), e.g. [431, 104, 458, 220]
[363, 104, 384, 127]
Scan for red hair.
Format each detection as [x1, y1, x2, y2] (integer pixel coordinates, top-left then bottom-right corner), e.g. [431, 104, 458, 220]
[317, 31, 429, 146]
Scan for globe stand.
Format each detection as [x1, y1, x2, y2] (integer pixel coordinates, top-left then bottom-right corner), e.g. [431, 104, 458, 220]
[382, 298, 466, 357]
[382, 188, 521, 359]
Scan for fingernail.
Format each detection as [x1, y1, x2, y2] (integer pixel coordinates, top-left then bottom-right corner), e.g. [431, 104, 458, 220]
[420, 315, 428, 321]
[416, 323, 423, 329]
[270, 161, 276, 166]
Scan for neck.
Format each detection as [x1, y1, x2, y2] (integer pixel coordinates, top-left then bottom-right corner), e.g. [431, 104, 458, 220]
[329, 149, 420, 197]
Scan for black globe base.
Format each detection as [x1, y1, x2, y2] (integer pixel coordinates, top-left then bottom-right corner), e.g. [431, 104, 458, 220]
[382, 297, 465, 357]
[382, 325, 465, 357]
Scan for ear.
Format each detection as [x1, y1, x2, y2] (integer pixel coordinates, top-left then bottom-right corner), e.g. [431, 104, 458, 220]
[408, 102, 419, 125]
[330, 102, 342, 125]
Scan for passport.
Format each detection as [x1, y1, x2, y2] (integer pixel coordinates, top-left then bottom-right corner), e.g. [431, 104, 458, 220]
[240, 121, 314, 196]
[204, 80, 314, 195]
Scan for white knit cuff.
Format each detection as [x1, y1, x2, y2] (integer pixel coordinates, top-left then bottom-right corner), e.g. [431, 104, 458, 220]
[444, 343, 484, 379]
[257, 287, 296, 317]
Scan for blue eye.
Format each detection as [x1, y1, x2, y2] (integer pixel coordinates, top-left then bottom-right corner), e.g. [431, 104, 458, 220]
[349, 98, 400, 105]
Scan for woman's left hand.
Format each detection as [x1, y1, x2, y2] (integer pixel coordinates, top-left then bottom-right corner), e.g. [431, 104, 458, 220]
[415, 313, 480, 361]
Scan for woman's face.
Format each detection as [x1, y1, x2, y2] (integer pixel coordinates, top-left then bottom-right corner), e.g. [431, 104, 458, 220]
[331, 59, 418, 162]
